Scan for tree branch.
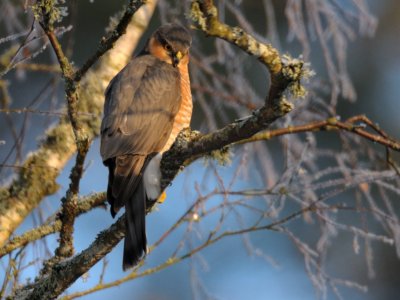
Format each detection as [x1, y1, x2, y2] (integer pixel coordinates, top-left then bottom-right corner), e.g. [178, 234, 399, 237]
[13, 215, 126, 300]
[0, 193, 106, 258]
[236, 115, 400, 152]
[73, 0, 146, 82]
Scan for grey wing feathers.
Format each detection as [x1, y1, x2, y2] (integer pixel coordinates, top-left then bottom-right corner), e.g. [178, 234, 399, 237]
[100, 55, 181, 161]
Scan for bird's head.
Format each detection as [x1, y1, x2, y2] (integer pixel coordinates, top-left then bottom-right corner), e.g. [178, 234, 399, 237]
[147, 23, 192, 67]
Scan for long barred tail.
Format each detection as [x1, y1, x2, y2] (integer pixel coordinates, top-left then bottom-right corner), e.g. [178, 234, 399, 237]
[105, 155, 148, 270]
[123, 178, 147, 270]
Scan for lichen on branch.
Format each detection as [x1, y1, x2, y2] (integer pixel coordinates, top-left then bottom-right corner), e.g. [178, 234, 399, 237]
[190, 0, 312, 104]
[31, 0, 68, 31]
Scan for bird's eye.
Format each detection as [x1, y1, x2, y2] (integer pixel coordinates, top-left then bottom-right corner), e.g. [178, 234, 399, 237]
[164, 44, 172, 51]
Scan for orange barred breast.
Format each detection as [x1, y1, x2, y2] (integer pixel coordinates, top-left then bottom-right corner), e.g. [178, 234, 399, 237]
[162, 60, 192, 152]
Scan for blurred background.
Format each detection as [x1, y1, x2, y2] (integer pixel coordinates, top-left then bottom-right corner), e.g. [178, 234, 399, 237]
[1, 0, 400, 299]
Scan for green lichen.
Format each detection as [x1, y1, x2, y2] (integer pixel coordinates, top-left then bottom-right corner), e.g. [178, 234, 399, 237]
[325, 116, 339, 130]
[327, 117, 338, 126]
[204, 146, 232, 166]
[281, 54, 315, 99]
[0, 188, 11, 212]
[279, 186, 288, 195]
[31, 0, 68, 30]
[273, 95, 294, 116]
[42, 122, 73, 150]
[0, 188, 10, 200]
[77, 75, 104, 136]
[13, 154, 60, 199]
[189, 2, 207, 31]
[0, 45, 18, 73]
[76, 192, 106, 213]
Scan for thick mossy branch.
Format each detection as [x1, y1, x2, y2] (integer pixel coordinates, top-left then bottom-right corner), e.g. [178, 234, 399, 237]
[0, 122, 73, 246]
[14, 216, 126, 300]
[190, 1, 282, 74]
[190, 0, 311, 105]
[0, 193, 106, 258]
[160, 129, 202, 191]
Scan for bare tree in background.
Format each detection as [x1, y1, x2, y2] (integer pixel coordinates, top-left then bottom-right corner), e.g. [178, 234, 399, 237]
[0, 0, 400, 299]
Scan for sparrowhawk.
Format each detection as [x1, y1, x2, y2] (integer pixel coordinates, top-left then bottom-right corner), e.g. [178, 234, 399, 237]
[100, 23, 192, 270]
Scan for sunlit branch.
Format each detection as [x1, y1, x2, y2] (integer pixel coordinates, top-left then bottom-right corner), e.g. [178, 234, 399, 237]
[236, 115, 400, 152]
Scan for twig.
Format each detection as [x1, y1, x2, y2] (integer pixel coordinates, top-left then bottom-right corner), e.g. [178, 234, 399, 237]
[235, 115, 400, 152]
[73, 0, 146, 82]
[15, 63, 60, 73]
[0, 107, 95, 117]
[58, 201, 317, 300]
[38, 2, 90, 259]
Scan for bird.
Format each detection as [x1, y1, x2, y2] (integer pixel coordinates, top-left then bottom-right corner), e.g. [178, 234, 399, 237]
[100, 23, 193, 270]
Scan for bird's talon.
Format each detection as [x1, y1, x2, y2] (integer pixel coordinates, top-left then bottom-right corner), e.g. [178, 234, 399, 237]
[157, 191, 167, 203]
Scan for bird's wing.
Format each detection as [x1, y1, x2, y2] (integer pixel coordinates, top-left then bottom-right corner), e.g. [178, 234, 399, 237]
[100, 55, 181, 160]
[100, 55, 181, 214]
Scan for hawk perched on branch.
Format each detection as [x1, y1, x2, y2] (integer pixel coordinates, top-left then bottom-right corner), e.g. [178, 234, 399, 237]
[100, 24, 192, 270]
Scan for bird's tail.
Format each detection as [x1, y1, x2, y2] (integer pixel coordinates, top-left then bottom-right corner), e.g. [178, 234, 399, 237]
[123, 177, 147, 271]
[106, 154, 148, 270]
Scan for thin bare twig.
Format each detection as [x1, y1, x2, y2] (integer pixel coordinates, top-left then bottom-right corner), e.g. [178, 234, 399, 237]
[236, 115, 400, 152]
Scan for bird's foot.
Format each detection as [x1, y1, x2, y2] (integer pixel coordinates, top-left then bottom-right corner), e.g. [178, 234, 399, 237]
[157, 191, 167, 203]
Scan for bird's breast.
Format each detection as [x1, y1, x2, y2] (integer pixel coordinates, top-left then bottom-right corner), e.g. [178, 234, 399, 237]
[161, 63, 192, 152]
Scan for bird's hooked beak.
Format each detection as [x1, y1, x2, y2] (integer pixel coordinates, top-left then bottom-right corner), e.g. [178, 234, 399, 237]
[172, 51, 183, 67]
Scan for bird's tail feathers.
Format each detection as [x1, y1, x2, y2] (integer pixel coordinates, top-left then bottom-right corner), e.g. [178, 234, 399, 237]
[106, 154, 149, 270]
[123, 176, 147, 270]
[107, 155, 145, 217]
